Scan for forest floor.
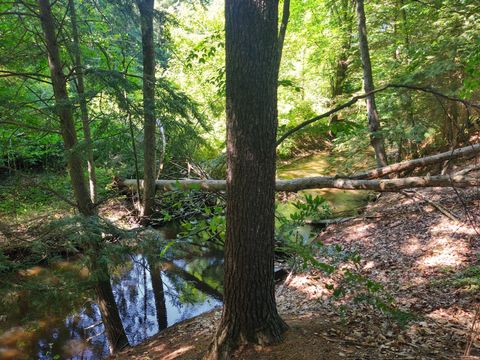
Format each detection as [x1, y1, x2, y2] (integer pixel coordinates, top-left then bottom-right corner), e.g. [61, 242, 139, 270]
[113, 185, 480, 360]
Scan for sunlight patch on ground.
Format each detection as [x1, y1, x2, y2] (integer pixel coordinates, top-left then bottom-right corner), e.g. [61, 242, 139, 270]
[417, 223, 474, 270]
[162, 345, 195, 360]
[339, 222, 375, 243]
[286, 274, 329, 300]
[400, 236, 421, 256]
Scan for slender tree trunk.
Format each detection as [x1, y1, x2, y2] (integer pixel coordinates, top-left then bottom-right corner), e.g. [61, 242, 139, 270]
[276, 0, 290, 72]
[38, 0, 93, 216]
[204, 1, 288, 359]
[356, 0, 388, 167]
[68, 0, 97, 203]
[136, 0, 156, 218]
[148, 257, 168, 330]
[95, 268, 129, 353]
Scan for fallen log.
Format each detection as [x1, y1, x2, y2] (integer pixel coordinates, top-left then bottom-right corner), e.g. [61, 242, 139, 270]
[121, 174, 480, 193]
[350, 143, 480, 179]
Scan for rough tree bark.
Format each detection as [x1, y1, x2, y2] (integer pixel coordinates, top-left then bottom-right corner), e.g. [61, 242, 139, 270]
[38, 0, 93, 216]
[136, 0, 157, 218]
[204, 0, 288, 358]
[356, 0, 388, 167]
[68, 0, 97, 203]
[38, 2, 128, 353]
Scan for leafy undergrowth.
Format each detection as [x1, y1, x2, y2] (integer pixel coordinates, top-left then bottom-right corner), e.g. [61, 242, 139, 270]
[114, 186, 480, 360]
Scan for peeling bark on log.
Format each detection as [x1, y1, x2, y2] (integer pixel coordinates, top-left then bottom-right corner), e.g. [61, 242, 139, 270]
[120, 174, 480, 193]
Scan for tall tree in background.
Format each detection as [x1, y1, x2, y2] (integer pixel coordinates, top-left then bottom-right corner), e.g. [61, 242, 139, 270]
[38, 0, 129, 352]
[204, 0, 288, 358]
[38, 0, 94, 216]
[68, 0, 97, 203]
[356, 0, 388, 167]
[136, 0, 157, 218]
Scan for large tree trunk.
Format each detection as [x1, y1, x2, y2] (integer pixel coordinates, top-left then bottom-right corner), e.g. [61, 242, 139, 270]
[68, 0, 97, 203]
[356, 0, 388, 168]
[38, 0, 93, 216]
[136, 0, 157, 218]
[204, 1, 288, 359]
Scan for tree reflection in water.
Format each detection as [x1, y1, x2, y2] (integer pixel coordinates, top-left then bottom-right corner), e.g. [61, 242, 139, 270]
[0, 251, 223, 360]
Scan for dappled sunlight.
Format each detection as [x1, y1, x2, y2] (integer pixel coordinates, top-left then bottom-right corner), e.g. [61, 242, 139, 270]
[416, 222, 475, 271]
[418, 245, 464, 268]
[338, 221, 375, 244]
[284, 274, 329, 300]
[163, 345, 196, 360]
[427, 307, 476, 331]
[400, 236, 421, 256]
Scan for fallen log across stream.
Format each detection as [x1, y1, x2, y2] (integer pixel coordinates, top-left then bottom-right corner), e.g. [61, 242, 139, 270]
[120, 144, 480, 193]
[351, 143, 480, 179]
[120, 174, 480, 193]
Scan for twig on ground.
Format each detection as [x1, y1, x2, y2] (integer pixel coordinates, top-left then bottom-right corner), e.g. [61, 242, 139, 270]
[401, 190, 460, 222]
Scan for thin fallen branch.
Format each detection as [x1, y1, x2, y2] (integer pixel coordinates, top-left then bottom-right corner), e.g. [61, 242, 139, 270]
[401, 190, 460, 222]
[464, 304, 480, 357]
[121, 174, 480, 193]
[455, 164, 480, 176]
[351, 143, 480, 179]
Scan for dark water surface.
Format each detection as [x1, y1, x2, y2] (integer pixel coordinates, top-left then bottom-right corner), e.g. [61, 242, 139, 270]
[0, 238, 223, 360]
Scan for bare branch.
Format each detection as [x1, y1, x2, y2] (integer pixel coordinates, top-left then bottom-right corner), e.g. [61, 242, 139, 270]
[0, 70, 52, 84]
[276, 84, 480, 146]
[351, 143, 480, 179]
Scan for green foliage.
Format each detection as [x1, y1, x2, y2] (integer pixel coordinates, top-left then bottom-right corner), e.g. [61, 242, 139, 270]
[452, 265, 480, 292]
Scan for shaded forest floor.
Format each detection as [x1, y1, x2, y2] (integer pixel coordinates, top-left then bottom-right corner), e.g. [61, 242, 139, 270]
[114, 186, 480, 360]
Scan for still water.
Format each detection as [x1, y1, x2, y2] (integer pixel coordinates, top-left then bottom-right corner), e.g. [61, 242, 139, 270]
[277, 152, 372, 215]
[0, 244, 223, 360]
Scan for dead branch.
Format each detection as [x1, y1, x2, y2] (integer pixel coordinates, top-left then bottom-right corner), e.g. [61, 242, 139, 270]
[276, 84, 480, 145]
[351, 143, 480, 179]
[401, 190, 460, 222]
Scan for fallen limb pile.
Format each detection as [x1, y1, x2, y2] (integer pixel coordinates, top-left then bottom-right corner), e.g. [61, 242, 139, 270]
[121, 174, 480, 193]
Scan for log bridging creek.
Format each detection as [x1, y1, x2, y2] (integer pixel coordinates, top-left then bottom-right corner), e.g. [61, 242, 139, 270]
[351, 143, 480, 179]
[120, 174, 480, 193]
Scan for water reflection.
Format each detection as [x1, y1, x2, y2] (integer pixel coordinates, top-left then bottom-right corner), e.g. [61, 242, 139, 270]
[0, 251, 223, 360]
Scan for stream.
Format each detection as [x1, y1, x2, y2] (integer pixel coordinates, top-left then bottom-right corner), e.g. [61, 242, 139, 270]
[277, 151, 372, 216]
[0, 152, 371, 360]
